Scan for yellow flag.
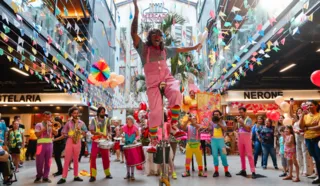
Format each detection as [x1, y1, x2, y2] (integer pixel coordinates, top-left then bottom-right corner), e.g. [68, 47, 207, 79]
[76, 76, 79, 81]
[224, 45, 230, 50]
[308, 14, 313, 22]
[267, 41, 273, 48]
[7, 55, 12, 62]
[178, 60, 182, 66]
[67, 39, 72, 44]
[25, 64, 29, 71]
[64, 52, 68, 59]
[11, 1, 19, 13]
[265, 48, 271, 52]
[32, 47, 37, 55]
[41, 69, 45, 75]
[8, 46, 13, 53]
[64, 88, 67, 93]
[52, 56, 58, 64]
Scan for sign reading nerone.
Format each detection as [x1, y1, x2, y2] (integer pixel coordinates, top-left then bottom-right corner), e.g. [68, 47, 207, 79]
[244, 91, 283, 100]
[0, 95, 41, 102]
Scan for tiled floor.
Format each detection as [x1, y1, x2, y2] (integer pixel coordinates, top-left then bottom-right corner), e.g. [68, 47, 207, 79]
[6, 152, 316, 186]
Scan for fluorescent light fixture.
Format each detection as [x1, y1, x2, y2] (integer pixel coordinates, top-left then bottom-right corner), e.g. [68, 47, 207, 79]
[3, 105, 7, 107]
[26, 104, 30, 106]
[50, 104, 54, 106]
[317, 48, 320, 52]
[11, 67, 29, 76]
[280, 64, 296, 72]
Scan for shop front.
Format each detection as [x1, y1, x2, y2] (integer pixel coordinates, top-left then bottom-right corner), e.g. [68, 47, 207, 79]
[0, 93, 88, 133]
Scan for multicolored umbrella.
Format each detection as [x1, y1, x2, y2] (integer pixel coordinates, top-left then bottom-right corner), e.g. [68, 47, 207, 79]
[90, 59, 110, 82]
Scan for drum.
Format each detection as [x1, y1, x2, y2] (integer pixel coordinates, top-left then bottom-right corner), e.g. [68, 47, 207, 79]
[123, 143, 145, 166]
[98, 140, 114, 149]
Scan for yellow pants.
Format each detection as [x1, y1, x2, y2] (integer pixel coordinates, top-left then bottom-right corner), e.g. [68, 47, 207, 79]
[185, 142, 203, 171]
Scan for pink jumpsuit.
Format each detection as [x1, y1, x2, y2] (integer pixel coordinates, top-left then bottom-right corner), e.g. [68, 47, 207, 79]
[144, 47, 182, 128]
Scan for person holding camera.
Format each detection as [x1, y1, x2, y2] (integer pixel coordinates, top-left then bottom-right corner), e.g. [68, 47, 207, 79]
[235, 107, 256, 179]
[209, 110, 231, 178]
[8, 120, 24, 173]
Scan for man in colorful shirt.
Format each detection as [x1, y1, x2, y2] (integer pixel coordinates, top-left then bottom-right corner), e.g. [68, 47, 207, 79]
[209, 110, 231, 177]
[89, 106, 113, 182]
[34, 111, 57, 183]
[57, 107, 88, 184]
[235, 107, 256, 179]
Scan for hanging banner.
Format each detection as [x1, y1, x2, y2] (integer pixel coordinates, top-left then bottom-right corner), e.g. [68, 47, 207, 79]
[197, 92, 221, 127]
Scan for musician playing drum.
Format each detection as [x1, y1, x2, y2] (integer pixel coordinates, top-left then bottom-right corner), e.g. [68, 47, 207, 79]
[121, 115, 140, 181]
[88, 106, 113, 182]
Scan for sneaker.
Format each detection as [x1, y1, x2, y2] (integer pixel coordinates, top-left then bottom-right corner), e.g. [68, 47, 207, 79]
[182, 171, 191, 177]
[57, 178, 66, 184]
[124, 174, 130, 179]
[311, 178, 320, 184]
[42, 178, 52, 183]
[225, 171, 232, 177]
[279, 172, 287, 177]
[198, 171, 207, 177]
[308, 174, 318, 179]
[89, 177, 96, 182]
[262, 166, 267, 170]
[274, 166, 279, 170]
[130, 174, 135, 181]
[105, 175, 113, 179]
[212, 171, 219, 177]
[172, 172, 177, 179]
[252, 172, 257, 179]
[74, 177, 83, 182]
[236, 170, 247, 177]
[147, 146, 157, 153]
[31, 158, 35, 160]
[34, 178, 41, 183]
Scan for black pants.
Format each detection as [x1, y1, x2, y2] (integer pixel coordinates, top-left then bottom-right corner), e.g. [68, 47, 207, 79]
[0, 161, 11, 179]
[26, 140, 37, 159]
[53, 143, 65, 173]
[78, 141, 86, 162]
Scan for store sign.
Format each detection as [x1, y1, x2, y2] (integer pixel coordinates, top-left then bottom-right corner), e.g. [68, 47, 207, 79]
[0, 94, 41, 102]
[142, 2, 169, 23]
[244, 91, 283, 100]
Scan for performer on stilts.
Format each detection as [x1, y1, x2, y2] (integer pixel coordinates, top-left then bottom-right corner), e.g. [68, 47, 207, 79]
[57, 107, 88, 184]
[181, 114, 207, 177]
[89, 107, 113, 182]
[131, 0, 202, 150]
[34, 111, 57, 183]
[121, 116, 140, 181]
[209, 110, 232, 178]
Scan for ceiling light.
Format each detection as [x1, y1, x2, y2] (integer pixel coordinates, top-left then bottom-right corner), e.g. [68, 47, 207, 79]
[50, 104, 54, 106]
[11, 67, 29, 76]
[317, 48, 320, 52]
[3, 105, 7, 107]
[280, 64, 296, 72]
[26, 104, 30, 106]
[12, 107, 17, 110]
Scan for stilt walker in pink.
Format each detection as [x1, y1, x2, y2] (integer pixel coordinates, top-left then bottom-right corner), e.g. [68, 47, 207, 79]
[131, 0, 202, 147]
[235, 107, 257, 179]
[57, 107, 88, 184]
[34, 111, 57, 183]
[89, 106, 112, 182]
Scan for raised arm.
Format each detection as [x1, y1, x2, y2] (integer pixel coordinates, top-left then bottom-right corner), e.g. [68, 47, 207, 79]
[131, 0, 141, 48]
[176, 43, 202, 53]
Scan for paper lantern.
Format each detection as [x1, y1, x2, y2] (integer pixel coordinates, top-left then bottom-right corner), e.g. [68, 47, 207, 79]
[280, 102, 290, 112]
[283, 118, 293, 125]
[310, 70, 320, 87]
[116, 75, 125, 84]
[133, 110, 139, 123]
[275, 96, 284, 106]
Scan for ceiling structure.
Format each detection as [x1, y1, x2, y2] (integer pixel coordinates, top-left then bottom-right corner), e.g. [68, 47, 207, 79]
[228, 9, 320, 90]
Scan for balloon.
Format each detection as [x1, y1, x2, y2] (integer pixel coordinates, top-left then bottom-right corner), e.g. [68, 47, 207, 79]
[116, 75, 125, 84]
[270, 111, 280, 121]
[139, 102, 147, 111]
[280, 102, 290, 112]
[310, 70, 320, 87]
[109, 79, 118, 88]
[275, 96, 284, 106]
[102, 81, 109, 88]
[283, 118, 293, 125]
[266, 111, 272, 119]
[88, 74, 97, 84]
[133, 110, 139, 123]
[110, 72, 117, 79]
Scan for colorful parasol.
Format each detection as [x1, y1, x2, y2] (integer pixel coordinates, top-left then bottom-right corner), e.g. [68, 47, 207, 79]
[90, 59, 110, 82]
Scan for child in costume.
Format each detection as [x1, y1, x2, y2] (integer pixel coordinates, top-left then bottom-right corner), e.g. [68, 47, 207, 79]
[209, 110, 231, 177]
[121, 116, 140, 181]
[131, 0, 202, 141]
[181, 114, 207, 177]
